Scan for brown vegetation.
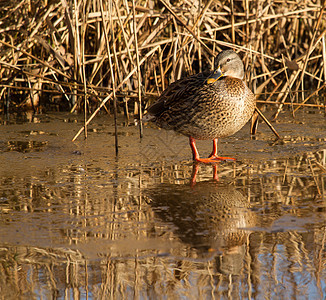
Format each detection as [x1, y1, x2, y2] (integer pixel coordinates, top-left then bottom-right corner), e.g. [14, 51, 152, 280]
[0, 1, 325, 121]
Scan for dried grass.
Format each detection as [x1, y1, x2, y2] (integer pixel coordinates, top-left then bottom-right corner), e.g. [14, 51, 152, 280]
[0, 0, 325, 136]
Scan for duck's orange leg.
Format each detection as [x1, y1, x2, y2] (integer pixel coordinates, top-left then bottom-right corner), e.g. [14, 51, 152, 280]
[189, 137, 236, 163]
[208, 139, 236, 161]
[208, 138, 218, 157]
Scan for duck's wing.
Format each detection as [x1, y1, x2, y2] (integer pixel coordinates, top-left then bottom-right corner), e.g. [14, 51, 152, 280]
[146, 72, 210, 117]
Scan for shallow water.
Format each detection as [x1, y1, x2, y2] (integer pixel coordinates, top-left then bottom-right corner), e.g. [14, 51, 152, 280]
[0, 110, 325, 299]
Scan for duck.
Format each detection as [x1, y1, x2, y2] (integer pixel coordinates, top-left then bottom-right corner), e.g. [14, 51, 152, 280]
[143, 49, 256, 163]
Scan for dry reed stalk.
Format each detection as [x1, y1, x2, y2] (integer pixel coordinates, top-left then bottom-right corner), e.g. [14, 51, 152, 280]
[100, 0, 118, 154]
[323, 35, 326, 83]
[113, 0, 133, 121]
[254, 107, 281, 139]
[81, 1, 90, 138]
[132, 0, 143, 138]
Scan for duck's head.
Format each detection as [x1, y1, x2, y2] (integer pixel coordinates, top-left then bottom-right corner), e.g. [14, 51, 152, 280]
[207, 50, 244, 84]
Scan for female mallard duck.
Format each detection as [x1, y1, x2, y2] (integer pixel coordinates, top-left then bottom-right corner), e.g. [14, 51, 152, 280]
[143, 50, 256, 163]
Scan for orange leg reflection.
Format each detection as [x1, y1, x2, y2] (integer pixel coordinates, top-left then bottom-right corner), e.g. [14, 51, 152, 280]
[190, 163, 219, 187]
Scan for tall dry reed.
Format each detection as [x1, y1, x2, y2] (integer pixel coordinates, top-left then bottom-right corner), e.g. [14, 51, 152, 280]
[0, 0, 325, 139]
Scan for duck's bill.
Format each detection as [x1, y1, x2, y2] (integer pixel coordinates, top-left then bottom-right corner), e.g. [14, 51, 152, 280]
[206, 67, 223, 84]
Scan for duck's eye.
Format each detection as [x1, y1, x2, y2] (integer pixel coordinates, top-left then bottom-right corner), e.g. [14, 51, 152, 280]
[226, 58, 231, 63]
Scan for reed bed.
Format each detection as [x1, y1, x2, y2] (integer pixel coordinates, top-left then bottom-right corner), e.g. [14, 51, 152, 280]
[0, 0, 325, 137]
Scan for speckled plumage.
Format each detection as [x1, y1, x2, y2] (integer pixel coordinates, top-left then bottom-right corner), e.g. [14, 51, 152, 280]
[144, 50, 256, 162]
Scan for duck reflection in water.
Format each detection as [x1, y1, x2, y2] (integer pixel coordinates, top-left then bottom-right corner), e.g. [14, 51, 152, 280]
[146, 164, 257, 276]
